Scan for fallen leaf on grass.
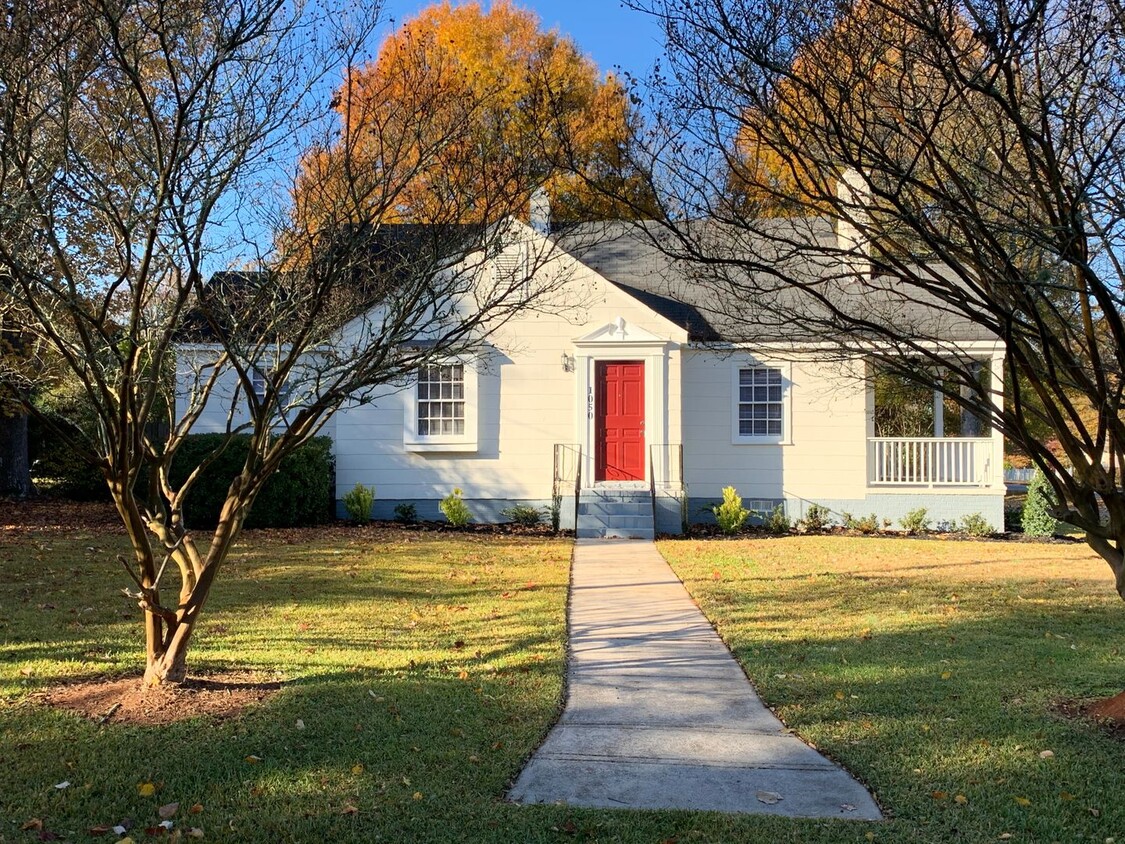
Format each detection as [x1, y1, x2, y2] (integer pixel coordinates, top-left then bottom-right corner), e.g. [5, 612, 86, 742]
[1039, 750, 1055, 759]
[1014, 796, 1031, 807]
[351, 764, 364, 775]
[755, 790, 782, 805]
[53, 781, 70, 790]
[138, 782, 156, 797]
[941, 671, 952, 680]
[244, 755, 262, 764]
[840, 803, 856, 812]
[295, 719, 305, 730]
[931, 791, 948, 800]
[21, 819, 43, 831]
[834, 691, 845, 701]
[88, 826, 113, 836]
[413, 791, 423, 801]
[187, 830, 204, 839]
[955, 794, 968, 805]
[341, 805, 358, 816]
[1060, 791, 1075, 801]
[158, 802, 179, 819]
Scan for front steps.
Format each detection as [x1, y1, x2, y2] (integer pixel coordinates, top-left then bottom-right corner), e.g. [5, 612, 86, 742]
[576, 487, 655, 540]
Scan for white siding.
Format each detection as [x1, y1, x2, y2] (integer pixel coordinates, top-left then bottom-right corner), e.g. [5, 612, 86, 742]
[682, 351, 869, 501]
[333, 251, 686, 503]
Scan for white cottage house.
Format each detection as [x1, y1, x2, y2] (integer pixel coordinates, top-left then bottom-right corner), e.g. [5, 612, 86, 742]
[176, 211, 1006, 538]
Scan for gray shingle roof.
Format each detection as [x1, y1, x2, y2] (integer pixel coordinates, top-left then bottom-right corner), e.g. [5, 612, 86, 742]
[556, 220, 996, 345]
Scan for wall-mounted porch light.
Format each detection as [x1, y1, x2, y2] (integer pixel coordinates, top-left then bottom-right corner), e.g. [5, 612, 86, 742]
[561, 351, 575, 372]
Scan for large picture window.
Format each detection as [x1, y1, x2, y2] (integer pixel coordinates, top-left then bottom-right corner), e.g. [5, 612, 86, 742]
[737, 366, 784, 438]
[417, 363, 465, 436]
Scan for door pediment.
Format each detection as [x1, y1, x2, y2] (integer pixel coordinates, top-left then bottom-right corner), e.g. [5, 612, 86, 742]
[574, 317, 667, 345]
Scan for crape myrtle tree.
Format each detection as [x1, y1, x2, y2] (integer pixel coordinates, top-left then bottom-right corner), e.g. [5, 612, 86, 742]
[0, 0, 589, 684]
[608, 0, 1125, 595]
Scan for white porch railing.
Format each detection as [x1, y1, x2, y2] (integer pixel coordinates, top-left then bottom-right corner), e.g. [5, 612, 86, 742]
[869, 437, 993, 486]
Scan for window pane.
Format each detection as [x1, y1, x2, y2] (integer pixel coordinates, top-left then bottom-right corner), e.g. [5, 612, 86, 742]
[418, 420, 429, 435]
[737, 366, 784, 438]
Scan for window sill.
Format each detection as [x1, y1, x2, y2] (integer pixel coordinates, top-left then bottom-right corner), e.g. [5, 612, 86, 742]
[405, 439, 478, 453]
[731, 438, 792, 446]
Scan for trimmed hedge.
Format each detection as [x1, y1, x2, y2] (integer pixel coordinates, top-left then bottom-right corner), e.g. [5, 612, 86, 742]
[170, 434, 334, 529]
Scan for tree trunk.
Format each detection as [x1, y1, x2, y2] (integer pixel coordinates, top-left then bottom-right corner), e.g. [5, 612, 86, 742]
[143, 620, 195, 685]
[0, 411, 31, 498]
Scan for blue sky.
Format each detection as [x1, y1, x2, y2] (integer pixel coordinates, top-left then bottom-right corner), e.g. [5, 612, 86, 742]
[376, 0, 667, 79]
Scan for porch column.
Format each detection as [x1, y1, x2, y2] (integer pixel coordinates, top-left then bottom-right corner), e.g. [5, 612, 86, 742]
[989, 352, 1005, 489]
[933, 378, 944, 438]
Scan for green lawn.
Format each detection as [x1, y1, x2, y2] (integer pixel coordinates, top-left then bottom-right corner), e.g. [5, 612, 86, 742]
[659, 535, 1125, 843]
[2, 524, 1123, 843]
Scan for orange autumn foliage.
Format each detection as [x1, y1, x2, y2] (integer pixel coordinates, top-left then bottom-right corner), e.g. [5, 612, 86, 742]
[729, 0, 982, 216]
[293, 0, 652, 235]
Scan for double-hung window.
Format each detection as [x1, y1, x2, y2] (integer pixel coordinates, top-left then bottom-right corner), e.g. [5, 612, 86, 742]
[732, 364, 789, 443]
[405, 359, 478, 451]
[416, 363, 465, 436]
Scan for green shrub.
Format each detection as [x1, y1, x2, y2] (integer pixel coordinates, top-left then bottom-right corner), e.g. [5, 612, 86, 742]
[168, 434, 333, 528]
[393, 503, 418, 524]
[899, 507, 931, 535]
[843, 512, 880, 534]
[1004, 502, 1023, 533]
[713, 486, 749, 535]
[439, 488, 473, 527]
[28, 414, 108, 500]
[342, 483, 376, 524]
[764, 503, 790, 534]
[959, 512, 993, 537]
[798, 503, 832, 532]
[500, 504, 543, 527]
[1022, 469, 1059, 536]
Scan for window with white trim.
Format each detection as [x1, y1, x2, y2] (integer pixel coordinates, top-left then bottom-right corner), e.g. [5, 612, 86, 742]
[738, 367, 783, 436]
[404, 359, 479, 452]
[732, 365, 789, 442]
[416, 363, 465, 436]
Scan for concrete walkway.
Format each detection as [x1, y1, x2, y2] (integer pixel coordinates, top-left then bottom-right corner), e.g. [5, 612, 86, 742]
[509, 539, 882, 819]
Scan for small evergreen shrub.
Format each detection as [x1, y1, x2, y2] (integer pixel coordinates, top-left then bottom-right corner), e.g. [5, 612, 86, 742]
[899, 507, 932, 535]
[1004, 502, 1024, 533]
[959, 512, 993, 537]
[844, 512, 880, 534]
[342, 483, 375, 524]
[169, 434, 333, 528]
[764, 504, 790, 534]
[393, 503, 418, 525]
[1022, 469, 1059, 536]
[440, 488, 473, 527]
[798, 503, 832, 532]
[713, 486, 750, 535]
[501, 504, 543, 527]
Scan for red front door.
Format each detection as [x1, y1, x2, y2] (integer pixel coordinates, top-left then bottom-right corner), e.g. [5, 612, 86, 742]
[595, 361, 645, 481]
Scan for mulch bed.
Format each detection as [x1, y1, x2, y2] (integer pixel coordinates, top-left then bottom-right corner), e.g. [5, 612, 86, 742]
[1055, 693, 1125, 742]
[40, 672, 284, 726]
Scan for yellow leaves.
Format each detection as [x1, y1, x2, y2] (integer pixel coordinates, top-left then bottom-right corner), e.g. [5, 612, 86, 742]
[954, 794, 968, 805]
[137, 782, 156, 797]
[1014, 796, 1032, 807]
[244, 755, 262, 764]
[834, 690, 846, 701]
[412, 791, 423, 801]
[941, 671, 952, 680]
[351, 764, 364, 775]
